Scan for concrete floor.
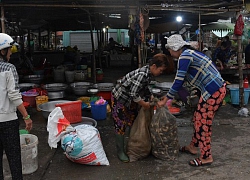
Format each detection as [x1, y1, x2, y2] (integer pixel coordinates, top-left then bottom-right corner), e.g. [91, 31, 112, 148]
[3, 65, 250, 180]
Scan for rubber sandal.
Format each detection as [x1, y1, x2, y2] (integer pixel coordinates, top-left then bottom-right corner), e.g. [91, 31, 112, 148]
[189, 158, 212, 167]
[179, 146, 197, 155]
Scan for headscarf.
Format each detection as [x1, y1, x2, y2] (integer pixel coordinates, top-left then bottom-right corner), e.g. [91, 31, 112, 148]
[165, 34, 190, 51]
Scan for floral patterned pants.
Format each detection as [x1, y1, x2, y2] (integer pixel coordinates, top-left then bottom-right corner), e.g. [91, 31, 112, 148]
[111, 95, 138, 135]
[191, 83, 226, 159]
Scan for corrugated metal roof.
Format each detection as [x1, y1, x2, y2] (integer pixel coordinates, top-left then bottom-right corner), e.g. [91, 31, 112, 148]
[0, 0, 244, 33]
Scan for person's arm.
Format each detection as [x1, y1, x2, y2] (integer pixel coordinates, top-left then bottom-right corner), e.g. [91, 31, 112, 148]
[17, 104, 32, 131]
[157, 96, 168, 107]
[129, 71, 151, 109]
[114, 41, 122, 47]
[212, 48, 219, 62]
[167, 53, 191, 100]
[158, 51, 192, 107]
[137, 99, 150, 109]
[216, 59, 224, 70]
[8, 66, 33, 131]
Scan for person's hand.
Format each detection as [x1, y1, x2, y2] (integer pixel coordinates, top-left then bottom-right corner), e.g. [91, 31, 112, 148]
[219, 62, 224, 70]
[142, 101, 151, 109]
[157, 96, 168, 107]
[24, 119, 32, 132]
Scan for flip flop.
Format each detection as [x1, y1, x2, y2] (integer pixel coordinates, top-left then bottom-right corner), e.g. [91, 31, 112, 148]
[179, 146, 197, 155]
[189, 158, 213, 167]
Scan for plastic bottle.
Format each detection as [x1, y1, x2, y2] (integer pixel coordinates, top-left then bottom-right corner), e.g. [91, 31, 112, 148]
[243, 77, 249, 88]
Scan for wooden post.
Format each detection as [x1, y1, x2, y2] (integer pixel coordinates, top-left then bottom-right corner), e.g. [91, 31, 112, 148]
[198, 11, 202, 51]
[237, 35, 244, 107]
[1, 6, 5, 33]
[38, 28, 41, 50]
[138, 44, 142, 68]
[87, 11, 96, 83]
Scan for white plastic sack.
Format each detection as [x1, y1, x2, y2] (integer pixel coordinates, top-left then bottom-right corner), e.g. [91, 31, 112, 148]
[47, 107, 74, 148]
[61, 124, 109, 165]
[47, 107, 109, 165]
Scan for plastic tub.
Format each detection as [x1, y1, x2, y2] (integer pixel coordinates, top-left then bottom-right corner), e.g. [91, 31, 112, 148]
[20, 134, 38, 174]
[229, 88, 250, 105]
[97, 91, 111, 101]
[23, 102, 30, 108]
[35, 96, 48, 111]
[38, 100, 70, 119]
[53, 66, 65, 82]
[90, 101, 108, 120]
[19, 129, 29, 135]
[21, 91, 39, 107]
[65, 70, 75, 83]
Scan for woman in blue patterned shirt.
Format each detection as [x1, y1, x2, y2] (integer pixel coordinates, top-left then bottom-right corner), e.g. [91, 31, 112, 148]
[160, 34, 226, 167]
[111, 53, 168, 162]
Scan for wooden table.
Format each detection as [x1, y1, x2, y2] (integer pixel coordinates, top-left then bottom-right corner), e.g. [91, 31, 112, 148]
[220, 67, 250, 75]
[219, 67, 250, 83]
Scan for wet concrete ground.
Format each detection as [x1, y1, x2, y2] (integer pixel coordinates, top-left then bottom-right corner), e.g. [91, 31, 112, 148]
[3, 65, 250, 180]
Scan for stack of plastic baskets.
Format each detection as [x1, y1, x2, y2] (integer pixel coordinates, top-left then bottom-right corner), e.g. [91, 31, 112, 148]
[55, 100, 82, 124]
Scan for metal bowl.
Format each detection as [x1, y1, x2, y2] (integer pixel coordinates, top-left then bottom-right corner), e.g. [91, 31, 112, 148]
[151, 88, 167, 98]
[151, 88, 162, 95]
[155, 82, 173, 91]
[87, 88, 99, 95]
[71, 117, 97, 127]
[227, 84, 239, 89]
[19, 83, 39, 92]
[70, 82, 93, 96]
[42, 83, 68, 92]
[23, 75, 44, 84]
[93, 83, 114, 91]
[47, 91, 65, 100]
[38, 100, 70, 119]
[74, 71, 86, 81]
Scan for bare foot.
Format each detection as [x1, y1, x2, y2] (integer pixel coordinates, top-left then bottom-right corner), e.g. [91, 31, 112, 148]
[183, 145, 198, 155]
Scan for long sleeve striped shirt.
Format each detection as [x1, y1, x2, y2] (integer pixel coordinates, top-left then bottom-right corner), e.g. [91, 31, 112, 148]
[167, 49, 225, 101]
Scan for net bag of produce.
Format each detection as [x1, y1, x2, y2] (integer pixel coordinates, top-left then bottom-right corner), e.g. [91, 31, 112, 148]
[150, 106, 179, 161]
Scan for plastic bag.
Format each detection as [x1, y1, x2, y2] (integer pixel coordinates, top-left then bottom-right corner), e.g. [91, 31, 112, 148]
[238, 107, 249, 117]
[127, 106, 154, 162]
[47, 107, 109, 165]
[150, 106, 179, 161]
[47, 107, 74, 148]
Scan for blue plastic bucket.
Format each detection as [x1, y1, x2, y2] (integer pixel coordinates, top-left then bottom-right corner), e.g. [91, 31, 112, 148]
[229, 88, 250, 105]
[90, 101, 108, 120]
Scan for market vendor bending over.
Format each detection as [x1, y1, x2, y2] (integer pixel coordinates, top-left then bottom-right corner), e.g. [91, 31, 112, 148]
[111, 53, 168, 162]
[158, 34, 226, 167]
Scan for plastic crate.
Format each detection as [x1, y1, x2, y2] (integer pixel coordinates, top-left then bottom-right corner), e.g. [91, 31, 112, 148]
[229, 88, 250, 105]
[55, 100, 82, 124]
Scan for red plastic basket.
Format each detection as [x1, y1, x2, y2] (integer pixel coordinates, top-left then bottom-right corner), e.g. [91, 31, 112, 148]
[55, 100, 82, 124]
